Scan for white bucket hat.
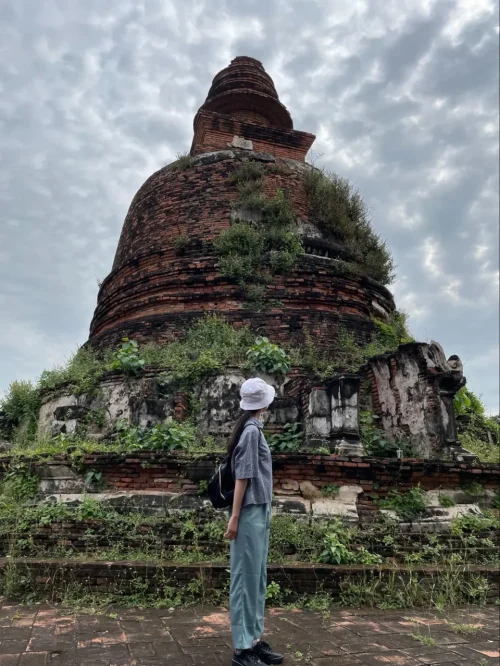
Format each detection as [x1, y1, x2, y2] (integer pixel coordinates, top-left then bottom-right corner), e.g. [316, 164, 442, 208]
[240, 377, 276, 411]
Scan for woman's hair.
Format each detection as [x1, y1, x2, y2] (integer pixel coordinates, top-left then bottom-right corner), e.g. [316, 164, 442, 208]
[227, 410, 258, 457]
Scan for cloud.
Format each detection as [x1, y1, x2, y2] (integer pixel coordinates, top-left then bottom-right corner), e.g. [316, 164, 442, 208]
[0, 0, 498, 412]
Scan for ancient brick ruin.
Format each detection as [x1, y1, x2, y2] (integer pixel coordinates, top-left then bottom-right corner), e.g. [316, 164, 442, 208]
[89, 56, 393, 352]
[64, 56, 467, 460]
[2, 56, 499, 616]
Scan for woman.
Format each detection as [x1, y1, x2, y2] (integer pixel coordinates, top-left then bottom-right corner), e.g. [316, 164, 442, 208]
[224, 377, 284, 666]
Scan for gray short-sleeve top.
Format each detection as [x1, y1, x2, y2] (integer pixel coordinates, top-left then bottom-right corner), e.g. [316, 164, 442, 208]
[232, 417, 273, 507]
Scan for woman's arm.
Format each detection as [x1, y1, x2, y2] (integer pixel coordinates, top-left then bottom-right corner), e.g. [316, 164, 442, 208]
[224, 478, 248, 540]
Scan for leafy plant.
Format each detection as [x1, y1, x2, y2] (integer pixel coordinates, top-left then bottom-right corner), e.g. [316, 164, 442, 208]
[320, 532, 354, 564]
[360, 411, 412, 458]
[84, 409, 106, 428]
[246, 337, 291, 375]
[462, 482, 485, 497]
[230, 160, 265, 185]
[450, 513, 498, 535]
[267, 424, 302, 453]
[439, 494, 456, 508]
[373, 313, 414, 349]
[265, 581, 282, 602]
[0, 463, 39, 502]
[379, 486, 427, 522]
[0, 380, 41, 442]
[112, 338, 145, 376]
[303, 168, 395, 285]
[454, 387, 472, 416]
[85, 470, 104, 489]
[321, 484, 340, 498]
[173, 235, 189, 254]
[455, 389, 499, 463]
[114, 419, 196, 452]
[215, 165, 303, 307]
[39, 346, 111, 396]
[293, 319, 412, 378]
[354, 547, 383, 565]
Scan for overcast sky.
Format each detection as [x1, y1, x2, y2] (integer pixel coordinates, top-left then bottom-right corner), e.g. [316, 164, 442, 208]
[0, 0, 498, 412]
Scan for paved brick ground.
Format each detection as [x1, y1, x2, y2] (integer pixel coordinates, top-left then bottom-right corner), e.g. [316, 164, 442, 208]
[0, 600, 498, 665]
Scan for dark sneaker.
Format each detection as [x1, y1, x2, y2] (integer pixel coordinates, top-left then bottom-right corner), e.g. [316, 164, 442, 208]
[253, 641, 284, 665]
[232, 649, 264, 666]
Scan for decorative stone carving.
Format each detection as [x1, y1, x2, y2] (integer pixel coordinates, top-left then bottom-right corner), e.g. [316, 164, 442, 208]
[366, 342, 466, 458]
[305, 374, 363, 454]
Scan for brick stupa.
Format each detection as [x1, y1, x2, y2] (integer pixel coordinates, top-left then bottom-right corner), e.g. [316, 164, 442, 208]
[89, 57, 395, 349]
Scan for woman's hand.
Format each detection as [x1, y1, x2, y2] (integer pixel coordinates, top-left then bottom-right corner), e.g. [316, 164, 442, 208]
[224, 515, 239, 541]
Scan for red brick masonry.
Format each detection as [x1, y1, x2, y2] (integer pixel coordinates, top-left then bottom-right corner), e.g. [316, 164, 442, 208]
[3, 453, 498, 509]
[1, 559, 498, 600]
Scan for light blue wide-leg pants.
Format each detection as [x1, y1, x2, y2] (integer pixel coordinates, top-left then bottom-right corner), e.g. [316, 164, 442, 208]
[230, 503, 271, 650]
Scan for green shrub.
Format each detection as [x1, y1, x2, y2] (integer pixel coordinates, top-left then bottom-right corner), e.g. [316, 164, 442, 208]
[321, 483, 339, 498]
[230, 161, 265, 185]
[242, 283, 268, 306]
[144, 315, 254, 389]
[0, 463, 39, 503]
[216, 166, 303, 306]
[0, 381, 41, 441]
[267, 424, 302, 452]
[263, 188, 296, 227]
[303, 168, 395, 285]
[439, 494, 456, 508]
[450, 513, 499, 535]
[265, 581, 282, 602]
[173, 235, 189, 254]
[215, 225, 263, 281]
[354, 547, 383, 565]
[246, 337, 291, 375]
[319, 519, 355, 564]
[38, 346, 111, 396]
[454, 390, 499, 463]
[171, 152, 194, 172]
[462, 482, 485, 497]
[360, 411, 412, 458]
[379, 486, 427, 522]
[115, 420, 196, 452]
[111, 338, 145, 376]
[454, 387, 485, 417]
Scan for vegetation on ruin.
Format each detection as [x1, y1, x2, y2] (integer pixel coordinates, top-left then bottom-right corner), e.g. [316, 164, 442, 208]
[0, 380, 41, 444]
[379, 486, 428, 522]
[173, 233, 189, 254]
[439, 494, 457, 508]
[1, 311, 410, 452]
[1, 313, 498, 466]
[360, 411, 413, 458]
[303, 168, 395, 285]
[1, 455, 498, 608]
[215, 162, 303, 307]
[267, 423, 302, 453]
[1, 467, 498, 607]
[291, 310, 413, 380]
[454, 387, 499, 463]
[171, 151, 194, 172]
[111, 338, 145, 375]
[113, 419, 197, 452]
[246, 336, 291, 375]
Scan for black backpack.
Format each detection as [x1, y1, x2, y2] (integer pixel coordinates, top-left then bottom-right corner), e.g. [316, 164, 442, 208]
[208, 454, 235, 509]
